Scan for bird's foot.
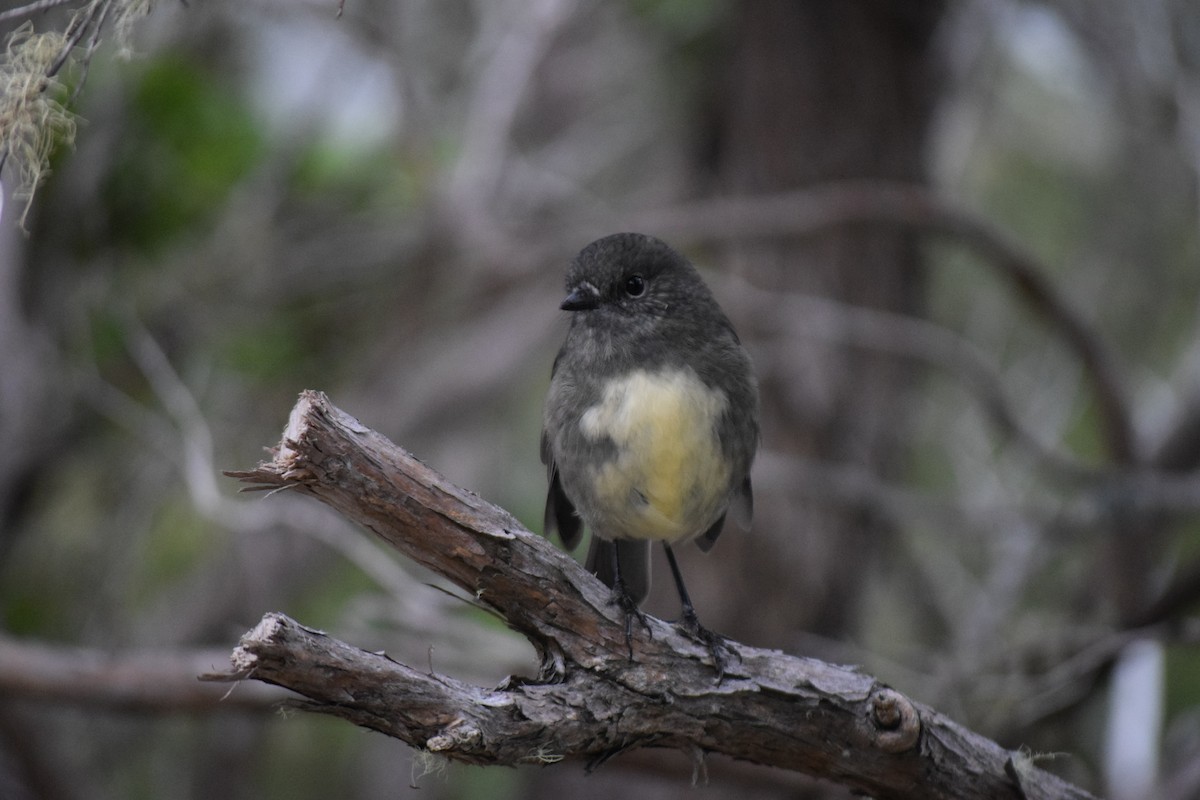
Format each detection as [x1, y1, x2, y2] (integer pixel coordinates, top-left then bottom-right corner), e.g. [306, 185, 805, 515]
[610, 583, 652, 660]
[676, 608, 739, 682]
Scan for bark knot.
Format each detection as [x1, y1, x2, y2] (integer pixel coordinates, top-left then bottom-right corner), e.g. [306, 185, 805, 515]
[869, 686, 921, 753]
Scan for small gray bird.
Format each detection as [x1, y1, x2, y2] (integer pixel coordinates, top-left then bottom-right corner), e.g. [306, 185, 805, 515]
[541, 232, 759, 674]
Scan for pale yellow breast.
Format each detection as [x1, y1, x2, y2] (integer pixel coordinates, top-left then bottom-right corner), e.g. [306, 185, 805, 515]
[579, 368, 730, 542]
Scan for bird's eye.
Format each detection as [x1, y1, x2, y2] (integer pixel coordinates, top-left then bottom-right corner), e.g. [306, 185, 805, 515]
[624, 274, 646, 297]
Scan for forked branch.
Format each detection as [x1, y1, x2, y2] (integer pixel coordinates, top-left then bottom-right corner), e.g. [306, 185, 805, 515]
[210, 390, 1097, 800]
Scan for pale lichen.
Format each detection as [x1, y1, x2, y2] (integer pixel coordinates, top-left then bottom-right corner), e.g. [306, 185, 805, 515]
[0, 0, 156, 227]
[0, 21, 76, 227]
[112, 0, 154, 60]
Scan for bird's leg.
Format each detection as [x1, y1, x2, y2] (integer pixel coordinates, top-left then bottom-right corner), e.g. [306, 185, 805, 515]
[663, 543, 739, 681]
[609, 545, 651, 660]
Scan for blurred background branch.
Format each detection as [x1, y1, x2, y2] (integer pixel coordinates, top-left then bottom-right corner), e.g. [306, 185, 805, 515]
[0, 633, 282, 712]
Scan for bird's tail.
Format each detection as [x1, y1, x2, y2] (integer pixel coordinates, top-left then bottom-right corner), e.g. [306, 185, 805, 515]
[585, 537, 651, 605]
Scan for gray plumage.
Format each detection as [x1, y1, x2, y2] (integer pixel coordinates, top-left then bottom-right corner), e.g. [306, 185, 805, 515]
[541, 232, 758, 607]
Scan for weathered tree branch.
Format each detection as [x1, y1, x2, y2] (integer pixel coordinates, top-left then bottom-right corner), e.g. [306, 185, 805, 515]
[212, 390, 1098, 800]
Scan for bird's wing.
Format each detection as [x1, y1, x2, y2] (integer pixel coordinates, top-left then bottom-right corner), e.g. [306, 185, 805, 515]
[695, 510, 726, 553]
[730, 473, 753, 530]
[695, 472, 753, 552]
[542, 428, 583, 550]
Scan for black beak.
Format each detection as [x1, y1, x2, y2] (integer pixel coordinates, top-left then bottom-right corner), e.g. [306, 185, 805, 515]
[561, 282, 600, 311]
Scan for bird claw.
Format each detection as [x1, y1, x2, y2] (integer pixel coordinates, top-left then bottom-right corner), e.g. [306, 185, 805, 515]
[676, 609, 739, 682]
[610, 584, 652, 660]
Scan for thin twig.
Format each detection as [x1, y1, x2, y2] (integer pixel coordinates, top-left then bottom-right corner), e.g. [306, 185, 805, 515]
[46, 0, 107, 77]
[0, 0, 77, 25]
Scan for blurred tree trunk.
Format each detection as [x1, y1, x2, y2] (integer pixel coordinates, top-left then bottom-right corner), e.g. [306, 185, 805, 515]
[533, 4, 949, 798]
[694, 0, 948, 643]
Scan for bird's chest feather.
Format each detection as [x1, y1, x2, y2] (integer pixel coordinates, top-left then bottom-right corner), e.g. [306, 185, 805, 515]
[578, 367, 730, 540]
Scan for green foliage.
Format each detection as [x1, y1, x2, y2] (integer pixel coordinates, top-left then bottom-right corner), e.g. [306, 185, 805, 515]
[1058, 396, 1108, 465]
[627, 0, 727, 39]
[449, 764, 524, 799]
[975, 149, 1094, 275]
[1, 453, 121, 636]
[134, 497, 216, 605]
[289, 560, 378, 630]
[101, 56, 264, 252]
[220, 310, 319, 385]
[255, 715, 370, 799]
[216, 294, 375, 391]
[87, 308, 130, 368]
[290, 140, 422, 211]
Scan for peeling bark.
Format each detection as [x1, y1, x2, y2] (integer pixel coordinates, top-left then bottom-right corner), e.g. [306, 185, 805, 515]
[210, 390, 1098, 800]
